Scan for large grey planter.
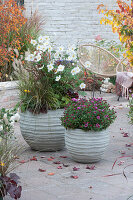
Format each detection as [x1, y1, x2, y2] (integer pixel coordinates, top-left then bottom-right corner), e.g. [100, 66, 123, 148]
[65, 128, 109, 163]
[20, 109, 65, 151]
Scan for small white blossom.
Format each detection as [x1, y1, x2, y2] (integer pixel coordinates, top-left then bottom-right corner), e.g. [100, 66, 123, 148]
[36, 45, 42, 51]
[31, 39, 37, 46]
[14, 113, 20, 122]
[68, 45, 76, 52]
[55, 75, 61, 81]
[47, 64, 54, 72]
[41, 45, 48, 52]
[54, 52, 59, 59]
[57, 65, 65, 72]
[43, 35, 50, 42]
[85, 61, 92, 69]
[71, 67, 80, 75]
[80, 83, 86, 89]
[38, 35, 45, 43]
[58, 46, 64, 52]
[48, 46, 52, 52]
[26, 54, 34, 61]
[36, 54, 41, 62]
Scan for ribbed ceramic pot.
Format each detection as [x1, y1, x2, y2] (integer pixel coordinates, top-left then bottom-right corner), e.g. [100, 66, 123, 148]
[65, 128, 109, 163]
[20, 109, 65, 151]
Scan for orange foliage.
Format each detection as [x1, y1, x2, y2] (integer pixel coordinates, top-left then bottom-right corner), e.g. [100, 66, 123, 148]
[0, 0, 28, 78]
[98, 0, 133, 67]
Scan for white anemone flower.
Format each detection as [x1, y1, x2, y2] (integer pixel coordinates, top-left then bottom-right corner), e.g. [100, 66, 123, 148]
[38, 35, 45, 43]
[57, 65, 65, 72]
[70, 52, 77, 60]
[31, 39, 37, 46]
[68, 45, 76, 52]
[36, 54, 41, 62]
[57, 46, 64, 52]
[41, 45, 47, 52]
[44, 41, 50, 46]
[55, 75, 61, 81]
[27, 54, 34, 61]
[80, 83, 86, 89]
[85, 61, 92, 69]
[43, 35, 50, 42]
[36, 44, 43, 51]
[14, 113, 20, 122]
[47, 64, 54, 72]
[71, 67, 80, 75]
[54, 52, 59, 59]
[48, 46, 52, 52]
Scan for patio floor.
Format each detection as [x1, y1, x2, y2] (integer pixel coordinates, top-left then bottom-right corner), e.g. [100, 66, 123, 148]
[7, 92, 133, 200]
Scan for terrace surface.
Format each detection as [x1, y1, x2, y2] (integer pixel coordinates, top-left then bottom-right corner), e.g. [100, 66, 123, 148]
[6, 92, 133, 200]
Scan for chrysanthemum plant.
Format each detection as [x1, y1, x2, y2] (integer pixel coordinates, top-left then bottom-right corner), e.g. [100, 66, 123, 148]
[17, 35, 86, 113]
[61, 98, 116, 131]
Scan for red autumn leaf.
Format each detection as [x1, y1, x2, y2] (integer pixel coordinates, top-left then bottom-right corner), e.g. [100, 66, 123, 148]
[38, 169, 46, 172]
[30, 156, 37, 161]
[60, 156, 67, 158]
[19, 160, 28, 164]
[57, 166, 62, 169]
[118, 161, 125, 166]
[120, 128, 123, 130]
[125, 143, 133, 147]
[103, 173, 122, 177]
[63, 164, 69, 167]
[122, 132, 129, 137]
[86, 165, 95, 170]
[48, 173, 55, 176]
[71, 175, 78, 179]
[53, 161, 61, 164]
[50, 157, 55, 159]
[48, 158, 53, 161]
[73, 167, 80, 171]
[120, 151, 126, 155]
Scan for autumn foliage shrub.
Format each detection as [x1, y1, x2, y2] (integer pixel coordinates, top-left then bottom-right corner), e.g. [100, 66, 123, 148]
[98, 0, 133, 67]
[0, 0, 45, 81]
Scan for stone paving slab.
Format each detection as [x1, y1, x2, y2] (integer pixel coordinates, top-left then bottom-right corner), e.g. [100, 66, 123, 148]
[5, 92, 133, 200]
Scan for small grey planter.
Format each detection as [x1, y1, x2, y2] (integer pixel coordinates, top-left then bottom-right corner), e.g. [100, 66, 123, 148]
[20, 109, 65, 151]
[65, 128, 109, 163]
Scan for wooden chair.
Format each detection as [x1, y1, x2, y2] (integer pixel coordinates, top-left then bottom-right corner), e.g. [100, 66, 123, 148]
[78, 44, 120, 97]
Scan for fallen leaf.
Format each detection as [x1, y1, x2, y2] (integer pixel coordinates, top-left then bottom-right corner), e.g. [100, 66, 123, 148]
[53, 161, 61, 164]
[30, 156, 37, 161]
[120, 151, 126, 155]
[19, 160, 28, 164]
[38, 169, 46, 172]
[103, 173, 122, 177]
[120, 128, 123, 130]
[71, 175, 78, 179]
[48, 158, 53, 161]
[63, 164, 69, 167]
[57, 166, 62, 169]
[73, 167, 80, 171]
[122, 132, 129, 137]
[89, 186, 93, 189]
[118, 161, 125, 166]
[40, 156, 46, 158]
[50, 156, 55, 159]
[48, 173, 55, 176]
[112, 156, 133, 169]
[125, 143, 133, 147]
[86, 165, 95, 170]
[60, 156, 67, 158]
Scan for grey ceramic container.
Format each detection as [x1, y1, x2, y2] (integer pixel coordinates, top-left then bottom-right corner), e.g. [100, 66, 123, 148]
[20, 109, 65, 151]
[65, 128, 109, 163]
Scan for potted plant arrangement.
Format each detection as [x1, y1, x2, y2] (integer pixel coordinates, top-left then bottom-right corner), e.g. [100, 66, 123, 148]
[16, 35, 86, 151]
[61, 97, 116, 163]
[0, 108, 22, 199]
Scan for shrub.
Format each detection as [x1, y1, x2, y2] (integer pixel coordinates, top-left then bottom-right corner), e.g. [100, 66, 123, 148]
[128, 94, 133, 124]
[61, 98, 116, 131]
